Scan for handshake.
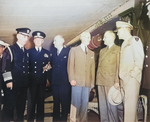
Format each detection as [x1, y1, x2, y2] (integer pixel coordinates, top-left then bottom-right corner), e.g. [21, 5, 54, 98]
[43, 62, 52, 73]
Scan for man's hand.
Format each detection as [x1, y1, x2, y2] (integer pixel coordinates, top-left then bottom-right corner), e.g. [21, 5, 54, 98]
[6, 82, 13, 90]
[46, 80, 50, 87]
[70, 80, 76, 86]
[114, 83, 119, 89]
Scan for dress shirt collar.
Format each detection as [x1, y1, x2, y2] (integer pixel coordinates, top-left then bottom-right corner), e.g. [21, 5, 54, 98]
[57, 46, 63, 55]
[80, 43, 88, 52]
[108, 43, 114, 49]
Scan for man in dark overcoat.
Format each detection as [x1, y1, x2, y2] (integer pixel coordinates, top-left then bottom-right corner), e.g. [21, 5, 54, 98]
[50, 35, 71, 122]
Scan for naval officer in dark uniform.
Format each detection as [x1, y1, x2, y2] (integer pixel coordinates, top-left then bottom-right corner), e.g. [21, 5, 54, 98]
[50, 35, 71, 122]
[0, 40, 9, 121]
[2, 28, 31, 121]
[27, 31, 51, 122]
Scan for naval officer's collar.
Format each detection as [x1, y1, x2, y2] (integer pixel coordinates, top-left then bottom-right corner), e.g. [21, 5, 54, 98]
[17, 41, 24, 49]
[35, 46, 42, 52]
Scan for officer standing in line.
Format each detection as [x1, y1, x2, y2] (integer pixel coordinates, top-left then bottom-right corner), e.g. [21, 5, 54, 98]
[0, 40, 9, 121]
[27, 31, 51, 122]
[2, 28, 31, 121]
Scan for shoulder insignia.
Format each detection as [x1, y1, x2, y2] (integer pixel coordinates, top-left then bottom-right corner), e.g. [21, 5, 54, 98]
[135, 37, 139, 41]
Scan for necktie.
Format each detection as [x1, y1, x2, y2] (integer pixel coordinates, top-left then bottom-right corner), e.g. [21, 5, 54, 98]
[37, 48, 40, 52]
[57, 50, 59, 55]
[21, 47, 24, 52]
[106, 46, 109, 51]
[85, 46, 88, 54]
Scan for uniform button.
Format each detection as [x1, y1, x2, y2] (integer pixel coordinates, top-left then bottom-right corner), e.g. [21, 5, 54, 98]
[28, 66, 29, 68]
[35, 71, 37, 73]
[27, 61, 29, 63]
[23, 71, 25, 73]
[35, 66, 37, 68]
[146, 55, 148, 58]
[28, 72, 29, 74]
[35, 62, 37, 64]
[43, 62, 45, 64]
[146, 65, 148, 67]
[23, 66, 25, 68]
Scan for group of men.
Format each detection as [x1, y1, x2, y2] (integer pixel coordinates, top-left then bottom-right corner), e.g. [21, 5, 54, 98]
[0, 28, 53, 122]
[1, 3, 150, 122]
[0, 28, 95, 122]
[96, 21, 144, 122]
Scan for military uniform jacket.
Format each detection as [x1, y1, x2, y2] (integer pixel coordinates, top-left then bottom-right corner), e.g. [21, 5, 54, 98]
[2, 43, 29, 87]
[119, 36, 144, 84]
[96, 44, 120, 87]
[67, 45, 95, 88]
[50, 47, 70, 85]
[28, 47, 50, 84]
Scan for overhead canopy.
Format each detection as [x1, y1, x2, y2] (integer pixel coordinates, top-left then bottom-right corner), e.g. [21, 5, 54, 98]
[0, 0, 134, 49]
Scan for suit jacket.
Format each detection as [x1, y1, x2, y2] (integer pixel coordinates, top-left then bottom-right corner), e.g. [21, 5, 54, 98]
[96, 44, 120, 87]
[2, 43, 29, 87]
[119, 36, 144, 84]
[142, 36, 150, 89]
[67, 45, 95, 88]
[50, 46, 70, 85]
[28, 47, 50, 84]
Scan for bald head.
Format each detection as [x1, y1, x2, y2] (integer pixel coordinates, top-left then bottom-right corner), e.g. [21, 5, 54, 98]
[103, 30, 116, 46]
[53, 35, 65, 49]
[80, 32, 91, 46]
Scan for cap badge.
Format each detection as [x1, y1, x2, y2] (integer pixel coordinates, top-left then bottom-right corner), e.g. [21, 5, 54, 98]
[37, 32, 40, 36]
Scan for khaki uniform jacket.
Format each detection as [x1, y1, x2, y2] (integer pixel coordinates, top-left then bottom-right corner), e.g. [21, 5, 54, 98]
[96, 44, 120, 87]
[119, 36, 144, 84]
[67, 45, 95, 88]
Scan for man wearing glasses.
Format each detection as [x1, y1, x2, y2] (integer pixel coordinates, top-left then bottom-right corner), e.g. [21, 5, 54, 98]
[2, 28, 31, 122]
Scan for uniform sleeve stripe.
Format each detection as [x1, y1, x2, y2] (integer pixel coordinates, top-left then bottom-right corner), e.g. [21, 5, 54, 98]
[7, 47, 13, 62]
[2, 72, 13, 82]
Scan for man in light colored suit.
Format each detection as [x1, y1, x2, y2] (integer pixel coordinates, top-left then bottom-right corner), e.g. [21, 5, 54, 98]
[96, 30, 120, 122]
[116, 21, 144, 122]
[67, 31, 95, 122]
